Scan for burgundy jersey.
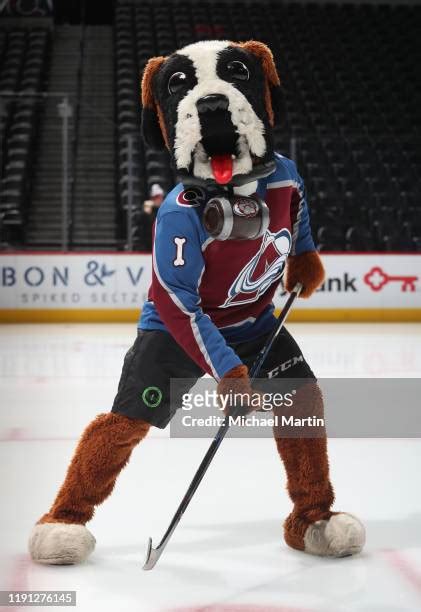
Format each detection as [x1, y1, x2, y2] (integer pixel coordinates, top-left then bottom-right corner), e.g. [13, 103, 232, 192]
[140, 153, 315, 380]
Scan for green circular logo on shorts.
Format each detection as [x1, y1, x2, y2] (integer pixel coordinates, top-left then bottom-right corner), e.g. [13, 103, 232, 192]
[142, 386, 163, 408]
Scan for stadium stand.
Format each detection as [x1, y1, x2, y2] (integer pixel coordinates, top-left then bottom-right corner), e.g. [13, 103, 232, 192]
[115, 1, 420, 253]
[0, 23, 117, 249]
[26, 25, 80, 247]
[72, 26, 116, 247]
[0, 2, 420, 252]
[115, 2, 173, 249]
[0, 26, 50, 245]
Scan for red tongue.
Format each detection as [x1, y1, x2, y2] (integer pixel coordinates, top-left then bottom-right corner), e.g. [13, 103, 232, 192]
[210, 154, 233, 184]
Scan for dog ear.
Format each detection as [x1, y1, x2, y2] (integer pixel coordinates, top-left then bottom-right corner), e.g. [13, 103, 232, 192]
[141, 56, 168, 150]
[237, 40, 283, 126]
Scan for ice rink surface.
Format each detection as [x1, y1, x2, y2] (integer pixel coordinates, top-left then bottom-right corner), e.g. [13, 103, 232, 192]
[1, 322, 421, 612]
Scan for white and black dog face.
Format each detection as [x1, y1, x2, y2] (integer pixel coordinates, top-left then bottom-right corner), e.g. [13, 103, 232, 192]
[141, 40, 283, 188]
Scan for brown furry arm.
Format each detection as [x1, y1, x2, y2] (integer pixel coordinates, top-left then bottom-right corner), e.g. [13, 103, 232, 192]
[217, 364, 263, 415]
[284, 251, 325, 298]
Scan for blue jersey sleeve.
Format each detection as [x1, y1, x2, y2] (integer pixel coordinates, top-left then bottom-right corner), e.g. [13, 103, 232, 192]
[151, 209, 242, 380]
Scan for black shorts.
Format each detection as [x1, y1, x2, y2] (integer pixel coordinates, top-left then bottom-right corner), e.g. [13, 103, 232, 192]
[111, 328, 315, 428]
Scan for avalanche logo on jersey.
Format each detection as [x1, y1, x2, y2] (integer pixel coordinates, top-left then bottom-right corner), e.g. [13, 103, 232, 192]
[221, 228, 292, 307]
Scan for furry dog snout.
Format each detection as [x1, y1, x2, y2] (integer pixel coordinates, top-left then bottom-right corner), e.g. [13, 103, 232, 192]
[196, 94, 229, 114]
[195, 94, 238, 183]
[197, 95, 237, 159]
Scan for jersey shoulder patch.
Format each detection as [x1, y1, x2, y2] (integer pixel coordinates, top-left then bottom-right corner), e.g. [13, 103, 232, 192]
[176, 186, 206, 208]
[159, 185, 207, 218]
[156, 186, 208, 246]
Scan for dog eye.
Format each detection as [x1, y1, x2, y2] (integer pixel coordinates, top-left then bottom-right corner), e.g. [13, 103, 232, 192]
[168, 71, 187, 95]
[226, 60, 249, 81]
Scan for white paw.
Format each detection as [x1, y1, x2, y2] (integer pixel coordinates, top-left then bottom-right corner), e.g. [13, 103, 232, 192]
[28, 523, 96, 565]
[304, 513, 365, 557]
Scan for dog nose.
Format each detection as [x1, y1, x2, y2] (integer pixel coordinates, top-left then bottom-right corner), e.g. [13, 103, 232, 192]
[196, 94, 229, 114]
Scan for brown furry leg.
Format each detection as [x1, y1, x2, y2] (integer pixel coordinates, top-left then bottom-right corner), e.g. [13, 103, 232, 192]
[38, 412, 150, 526]
[273, 382, 335, 551]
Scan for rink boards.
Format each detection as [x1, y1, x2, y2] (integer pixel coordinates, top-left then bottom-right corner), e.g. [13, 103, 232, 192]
[0, 252, 420, 322]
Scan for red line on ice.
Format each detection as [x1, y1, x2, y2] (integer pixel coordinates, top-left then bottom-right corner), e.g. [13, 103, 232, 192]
[385, 550, 421, 598]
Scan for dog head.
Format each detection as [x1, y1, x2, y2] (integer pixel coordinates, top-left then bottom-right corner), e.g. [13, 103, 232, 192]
[141, 40, 282, 188]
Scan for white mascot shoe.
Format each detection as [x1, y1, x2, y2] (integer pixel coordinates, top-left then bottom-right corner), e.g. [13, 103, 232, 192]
[304, 513, 365, 557]
[28, 523, 96, 565]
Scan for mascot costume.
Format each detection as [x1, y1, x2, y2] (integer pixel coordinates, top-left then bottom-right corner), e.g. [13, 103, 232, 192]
[29, 40, 365, 564]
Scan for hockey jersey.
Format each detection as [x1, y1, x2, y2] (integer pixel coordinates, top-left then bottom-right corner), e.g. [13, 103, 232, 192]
[139, 153, 316, 381]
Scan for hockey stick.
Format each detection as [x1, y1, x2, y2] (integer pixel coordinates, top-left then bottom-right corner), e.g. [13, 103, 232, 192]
[143, 282, 303, 570]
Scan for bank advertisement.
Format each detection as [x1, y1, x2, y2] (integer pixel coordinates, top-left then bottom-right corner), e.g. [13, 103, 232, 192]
[0, 253, 420, 320]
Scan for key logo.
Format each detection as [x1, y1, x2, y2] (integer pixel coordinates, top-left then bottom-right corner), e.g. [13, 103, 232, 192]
[364, 266, 418, 292]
